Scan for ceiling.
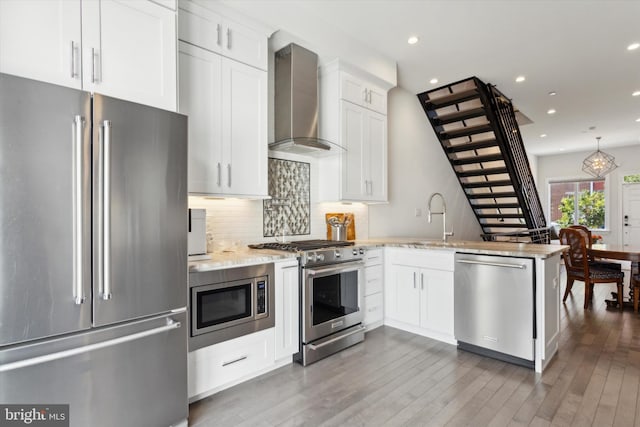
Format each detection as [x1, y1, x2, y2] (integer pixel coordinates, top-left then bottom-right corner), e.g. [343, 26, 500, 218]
[221, 0, 640, 157]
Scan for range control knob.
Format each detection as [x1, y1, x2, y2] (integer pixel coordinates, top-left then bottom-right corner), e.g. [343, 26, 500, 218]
[308, 252, 317, 262]
[334, 250, 341, 258]
[317, 253, 325, 262]
[352, 249, 358, 256]
[359, 248, 365, 255]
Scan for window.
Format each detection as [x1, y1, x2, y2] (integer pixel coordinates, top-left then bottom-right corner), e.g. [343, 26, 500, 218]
[549, 179, 606, 230]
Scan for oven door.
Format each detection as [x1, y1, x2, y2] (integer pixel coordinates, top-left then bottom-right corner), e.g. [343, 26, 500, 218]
[191, 279, 255, 336]
[303, 260, 364, 343]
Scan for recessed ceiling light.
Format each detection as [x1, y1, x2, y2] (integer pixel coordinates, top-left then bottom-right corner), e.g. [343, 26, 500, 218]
[628, 42, 640, 51]
[515, 76, 526, 83]
[540, 134, 547, 138]
[430, 78, 438, 84]
[408, 36, 419, 45]
[633, 91, 640, 97]
[559, 148, 565, 152]
[547, 109, 556, 115]
[636, 117, 640, 122]
[548, 91, 557, 96]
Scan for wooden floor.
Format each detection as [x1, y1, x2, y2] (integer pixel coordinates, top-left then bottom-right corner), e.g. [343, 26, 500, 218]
[189, 280, 640, 426]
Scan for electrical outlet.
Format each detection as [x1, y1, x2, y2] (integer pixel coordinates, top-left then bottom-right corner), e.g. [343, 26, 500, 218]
[415, 208, 422, 217]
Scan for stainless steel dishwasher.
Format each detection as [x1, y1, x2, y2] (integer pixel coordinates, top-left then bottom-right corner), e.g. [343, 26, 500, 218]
[454, 253, 535, 368]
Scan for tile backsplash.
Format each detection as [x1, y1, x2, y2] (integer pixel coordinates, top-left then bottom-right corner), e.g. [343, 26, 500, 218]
[188, 196, 369, 252]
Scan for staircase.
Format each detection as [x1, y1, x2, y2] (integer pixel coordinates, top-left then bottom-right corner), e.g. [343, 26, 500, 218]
[417, 77, 548, 243]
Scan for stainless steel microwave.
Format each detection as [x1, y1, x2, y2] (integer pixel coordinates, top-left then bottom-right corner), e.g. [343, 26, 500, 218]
[188, 263, 275, 351]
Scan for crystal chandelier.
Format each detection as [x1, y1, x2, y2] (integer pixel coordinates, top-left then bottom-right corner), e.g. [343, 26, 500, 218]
[582, 137, 618, 178]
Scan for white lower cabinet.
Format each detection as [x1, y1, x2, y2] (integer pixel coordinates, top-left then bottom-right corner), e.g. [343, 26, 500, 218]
[384, 248, 455, 344]
[274, 259, 300, 361]
[188, 328, 274, 401]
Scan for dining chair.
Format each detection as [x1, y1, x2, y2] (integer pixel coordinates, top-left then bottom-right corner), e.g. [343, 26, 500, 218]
[568, 225, 622, 271]
[560, 228, 624, 309]
[632, 275, 640, 313]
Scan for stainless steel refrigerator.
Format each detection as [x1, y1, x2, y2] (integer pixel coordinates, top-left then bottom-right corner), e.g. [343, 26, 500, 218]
[0, 73, 188, 427]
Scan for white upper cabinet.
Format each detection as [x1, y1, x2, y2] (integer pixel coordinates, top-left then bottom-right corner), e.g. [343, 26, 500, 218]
[319, 60, 391, 203]
[0, 0, 82, 89]
[0, 0, 177, 111]
[178, 0, 268, 71]
[178, 42, 267, 197]
[340, 72, 387, 115]
[82, 0, 177, 111]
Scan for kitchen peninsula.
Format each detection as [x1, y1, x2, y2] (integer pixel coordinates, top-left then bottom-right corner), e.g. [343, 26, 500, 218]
[189, 239, 565, 375]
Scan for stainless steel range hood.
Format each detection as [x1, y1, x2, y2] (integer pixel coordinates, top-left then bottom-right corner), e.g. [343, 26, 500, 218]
[270, 43, 339, 155]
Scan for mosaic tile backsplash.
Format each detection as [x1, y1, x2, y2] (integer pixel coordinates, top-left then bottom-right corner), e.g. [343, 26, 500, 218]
[263, 158, 311, 237]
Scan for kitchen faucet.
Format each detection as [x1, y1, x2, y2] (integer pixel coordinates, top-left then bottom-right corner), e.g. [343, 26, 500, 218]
[428, 192, 454, 242]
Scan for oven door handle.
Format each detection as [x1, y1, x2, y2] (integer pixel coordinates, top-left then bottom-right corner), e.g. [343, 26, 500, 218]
[306, 260, 365, 276]
[307, 325, 366, 351]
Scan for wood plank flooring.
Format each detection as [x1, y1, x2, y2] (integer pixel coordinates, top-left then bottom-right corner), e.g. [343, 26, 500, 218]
[189, 279, 640, 426]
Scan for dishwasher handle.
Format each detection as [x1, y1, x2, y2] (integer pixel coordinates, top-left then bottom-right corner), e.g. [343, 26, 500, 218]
[456, 259, 527, 269]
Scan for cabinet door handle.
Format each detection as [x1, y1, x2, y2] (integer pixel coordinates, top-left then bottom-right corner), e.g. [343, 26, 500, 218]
[217, 163, 221, 186]
[70, 41, 79, 78]
[216, 24, 222, 46]
[91, 48, 100, 83]
[227, 163, 231, 187]
[227, 28, 232, 49]
[362, 88, 368, 102]
[368, 89, 372, 103]
[421, 273, 424, 290]
[413, 271, 417, 289]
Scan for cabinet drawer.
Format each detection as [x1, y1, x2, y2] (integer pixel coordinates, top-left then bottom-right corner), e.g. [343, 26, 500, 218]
[188, 328, 274, 398]
[364, 293, 383, 325]
[364, 264, 383, 296]
[364, 248, 383, 266]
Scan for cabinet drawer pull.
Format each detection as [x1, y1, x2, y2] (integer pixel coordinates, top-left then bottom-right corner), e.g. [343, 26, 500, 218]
[227, 28, 232, 49]
[222, 355, 247, 367]
[216, 24, 222, 46]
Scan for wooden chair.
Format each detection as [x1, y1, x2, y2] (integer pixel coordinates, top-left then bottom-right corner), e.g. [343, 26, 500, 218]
[632, 275, 640, 313]
[568, 225, 621, 271]
[560, 228, 624, 309]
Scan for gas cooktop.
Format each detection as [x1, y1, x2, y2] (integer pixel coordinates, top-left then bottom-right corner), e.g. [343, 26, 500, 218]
[248, 239, 354, 252]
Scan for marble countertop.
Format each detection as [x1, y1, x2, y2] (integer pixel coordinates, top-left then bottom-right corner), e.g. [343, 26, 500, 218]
[188, 249, 297, 272]
[355, 238, 567, 259]
[188, 238, 567, 273]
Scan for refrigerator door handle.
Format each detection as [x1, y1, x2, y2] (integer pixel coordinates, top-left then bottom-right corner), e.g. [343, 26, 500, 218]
[73, 115, 86, 305]
[0, 319, 182, 373]
[99, 120, 113, 301]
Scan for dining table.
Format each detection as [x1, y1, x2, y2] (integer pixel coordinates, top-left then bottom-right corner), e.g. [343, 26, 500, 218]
[588, 243, 640, 312]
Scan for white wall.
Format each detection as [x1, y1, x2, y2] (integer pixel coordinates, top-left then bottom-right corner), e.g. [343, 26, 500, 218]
[537, 145, 640, 245]
[368, 87, 483, 240]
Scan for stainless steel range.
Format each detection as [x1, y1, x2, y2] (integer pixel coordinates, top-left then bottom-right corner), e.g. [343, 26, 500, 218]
[249, 240, 366, 365]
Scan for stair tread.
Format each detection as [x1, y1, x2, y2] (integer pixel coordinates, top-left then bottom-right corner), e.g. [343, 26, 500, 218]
[472, 203, 521, 209]
[425, 88, 480, 108]
[477, 213, 525, 219]
[481, 223, 530, 228]
[466, 192, 517, 198]
[457, 167, 508, 177]
[462, 180, 513, 188]
[440, 123, 493, 139]
[445, 139, 499, 153]
[435, 107, 486, 125]
[451, 153, 504, 165]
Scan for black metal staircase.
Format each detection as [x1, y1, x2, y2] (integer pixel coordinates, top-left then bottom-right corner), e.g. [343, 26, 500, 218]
[417, 77, 548, 243]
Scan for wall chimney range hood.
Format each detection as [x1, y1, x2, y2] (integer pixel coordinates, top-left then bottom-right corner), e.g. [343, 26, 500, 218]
[269, 43, 340, 156]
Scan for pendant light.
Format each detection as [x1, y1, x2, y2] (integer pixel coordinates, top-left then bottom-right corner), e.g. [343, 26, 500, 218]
[582, 136, 618, 177]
